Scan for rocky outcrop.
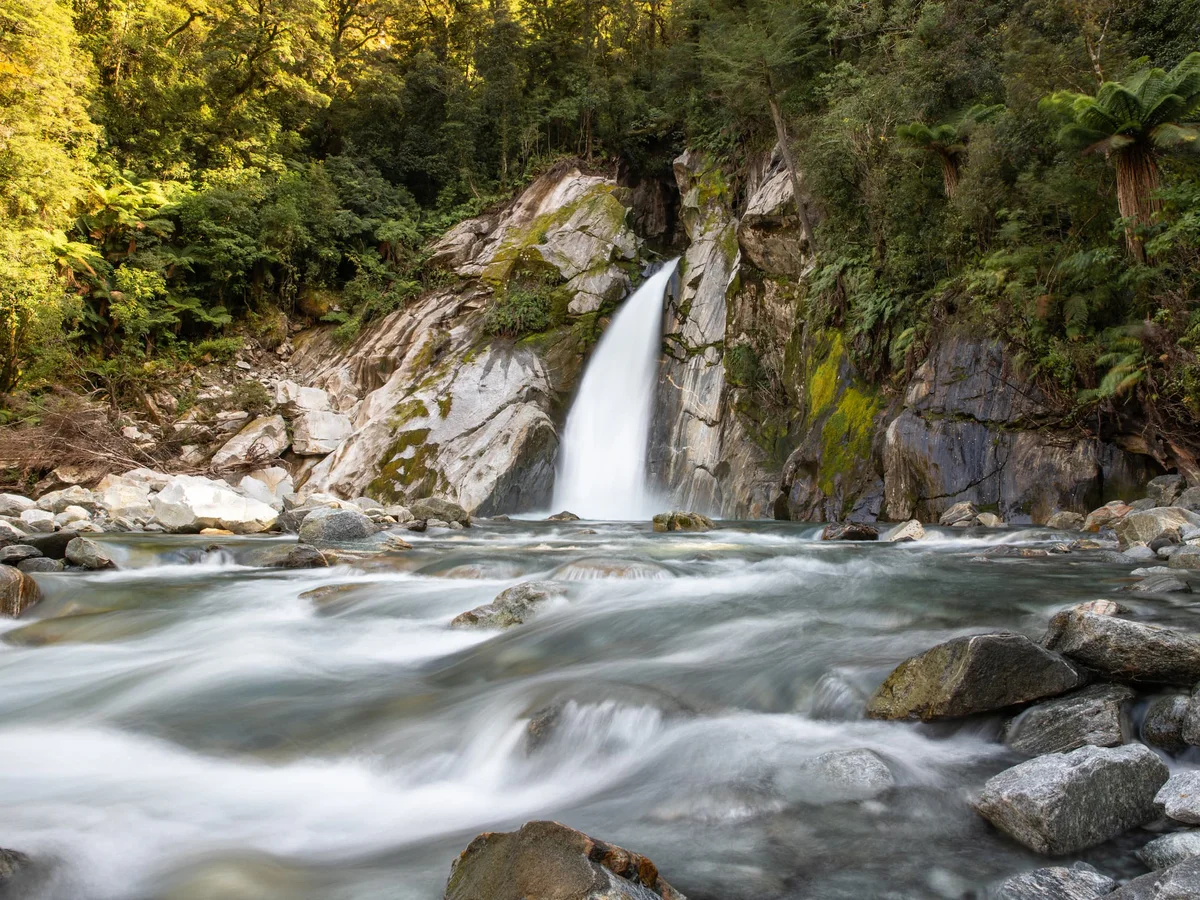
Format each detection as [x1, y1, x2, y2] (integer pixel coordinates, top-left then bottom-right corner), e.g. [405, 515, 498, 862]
[444, 821, 686, 900]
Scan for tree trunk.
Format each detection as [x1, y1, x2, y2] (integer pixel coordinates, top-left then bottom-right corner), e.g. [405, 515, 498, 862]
[1114, 144, 1161, 263]
[767, 93, 817, 252]
[938, 152, 960, 199]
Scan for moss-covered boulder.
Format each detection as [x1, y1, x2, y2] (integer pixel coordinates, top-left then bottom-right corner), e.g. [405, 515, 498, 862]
[652, 511, 714, 533]
[444, 821, 687, 900]
[866, 632, 1084, 721]
[450, 581, 566, 629]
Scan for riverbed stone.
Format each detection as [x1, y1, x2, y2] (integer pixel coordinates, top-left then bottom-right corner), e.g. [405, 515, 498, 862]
[990, 862, 1116, 900]
[210, 415, 289, 469]
[1126, 572, 1193, 594]
[1138, 831, 1200, 871]
[1145, 695, 1190, 752]
[36, 485, 98, 514]
[1044, 607, 1200, 684]
[0, 566, 41, 617]
[1177, 488, 1200, 511]
[653, 511, 714, 533]
[794, 748, 895, 803]
[1046, 511, 1087, 531]
[297, 507, 377, 545]
[0, 494, 34, 518]
[1169, 548, 1200, 570]
[1156, 772, 1200, 825]
[1116, 508, 1200, 548]
[973, 743, 1168, 855]
[0, 520, 26, 544]
[939, 501, 979, 527]
[1002, 683, 1133, 755]
[444, 820, 686, 900]
[450, 581, 567, 629]
[268, 543, 329, 568]
[1084, 501, 1132, 532]
[820, 521, 878, 541]
[881, 519, 925, 542]
[1105, 856, 1200, 898]
[19, 509, 55, 532]
[866, 632, 1084, 721]
[20, 531, 76, 560]
[0, 544, 41, 566]
[64, 537, 115, 570]
[547, 510, 581, 522]
[17, 558, 63, 574]
[151, 475, 279, 534]
[410, 497, 470, 525]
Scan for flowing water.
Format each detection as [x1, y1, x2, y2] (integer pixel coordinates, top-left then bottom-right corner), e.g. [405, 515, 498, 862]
[552, 260, 678, 519]
[0, 523, 1183, 900]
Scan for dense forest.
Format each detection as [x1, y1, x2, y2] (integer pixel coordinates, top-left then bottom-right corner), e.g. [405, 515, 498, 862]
[2, 0, 1199, 439]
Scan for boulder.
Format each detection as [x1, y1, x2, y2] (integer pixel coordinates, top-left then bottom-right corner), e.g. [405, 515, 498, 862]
[20, 531, 77, 559]
[64, 537, 115, 570]
[977, 512, 1004, 527]
[881, 519, 925, 542]
[117, 468, 172, 491]
[297, 507, 377, 545]
[19, 509, 55, 532]
[0, 494, 34, 517]
[1116, 508, 1200, 548]
[866, 632, 1083, 721]
[1156, 773, 1200, 825]
[275, 380, 331, 416]
[54, 505, 91, 528]
[238, 467, 295, 510]
[291, 410, 353, 455]
[210, 415, 290, 470]
[410, 497, 470, 525]
[974, 744, 1169, 855]
[450, 581, 567, 629]
[1144, 695, 1190, 752]
[991, 863, 1116, 900]
[1147, 475, 1188, 507]
[1044, 607, 1200, 684]
[790, 748, 894, 803]
[1169, 548, 1200, 570]
[1105, 857, 1200, 899]
[268, 544, 329, 569]
[1176, 487, 1200, 511]
[1002, 683, 1134, 755]
[939, 501, 979, 527]
[150, 475, 279, 534]
[36, 484, 98, 513]
[1139, 831, 1200, 871]
[1046, 511, 1086, 531]
[0, 544, 41, 565]
[1083, 501, 1133, 532]
[95, 478, 155, 520]
[820, 521, 879, 541]
[444, 821, 686, 900]
[18, 558, 63, 574]
[0, 520, 26, 543]
[547, 511, 581, 522]
[0, 566, 41, 617]
[1126, 572, 1193, 594]
[652, 511, 715, 533]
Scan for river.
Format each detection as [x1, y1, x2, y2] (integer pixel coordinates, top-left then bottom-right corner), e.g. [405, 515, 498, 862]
[0, 521, 1173, 899]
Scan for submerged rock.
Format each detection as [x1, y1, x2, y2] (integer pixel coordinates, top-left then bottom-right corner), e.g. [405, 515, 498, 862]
[791, 748, 894, 803]
[1002, 683, 1133, 756]
[297, 508, 377, 545]
[64, 537, 115, 570]
[1125, 572, 1192, 594]
[820, 521, 878, 541]
[881, 520, 924, 542]
[450, 581, 566, 629]
[974, 743, 1168, 855]
[410, 498, 470, 526]
[866, 632, 1083, 721]
[268, 544, 329, 569]
[990, 862, 1116, 900]
[0, 567, 41, 617]
[1138, 831, 1200, 871]
[0, 848, 33, 893]
[652, 511, 714, 533]
[551, 558, 672, 580]
[1105, 856, 1200, 898]
[444, 820, 686, 900]
[1044, 607, 1200, 684]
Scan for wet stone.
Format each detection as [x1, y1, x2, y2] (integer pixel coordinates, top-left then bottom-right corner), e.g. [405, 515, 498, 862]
[1125, 572, 1192, 594]
[1106, 856, 1200, 899]
[1002, 683, 1134, 756]
[990, 862, 1116, 900]
[1138, 831, 1200, 871]
[1144, 695, 1190, 753]
[1044, 607, 1200, 684]
[0, 545, 41, 565]
[1156, 772, 1200, 825]
[653, 511, 714, 533]
[820, 521, 878, 541]
[16, 558, 63, 574]
[450, 581, 567, 629]
[790, 748, 895, 803]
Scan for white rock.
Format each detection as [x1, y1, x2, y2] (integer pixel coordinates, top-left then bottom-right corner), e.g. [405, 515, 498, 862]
[55, 505, 92, 527]
[150, 475, 279, 534]
[292, 410, 353, 455]
[210, 415, 290, 469]
[276, 380, 332, 416]
[238, 466, 294, 510]
[883, 520, 925, 542]
[0, 494, 35, 517]
[20, 508, 56, 532]
[37, 485, 98, 513]
[0, 520, 28, 540]
[96, 477, 155, 519]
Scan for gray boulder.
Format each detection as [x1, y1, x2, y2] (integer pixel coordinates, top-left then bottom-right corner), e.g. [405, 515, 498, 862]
[1046, 511, 1087, 531]
[444, 820, 686, 900]
[789, 748, 894, 803]
[1148, 475, 1188, 507]
[1156, 772, 1200, 825]
[1105, 857, 1200, 899]
[881, 519, 925, 542]
[1116, 508, 1200, 548]
[0, 494, 34, 517]
[547, 510, 581, 522]
[867, 632, 1083, 721]
[0, 566, 41, 617]
[0, 544, 41, 565]
[17, 557, 63, 574]
[409, 497, 470, 525]
[1044, 607, 1200, 684]
[939, 501, 979, 526]
[1138, 831, 1200, 871]
[1176, 487, 1200, 511]
[65, 537, 115, 570]
[974, 743, 1169, 855]
[1168, 548, 1200, 570]
[297, 508, 377, 545]
[990, 862, 1116, 900]
[450, 581, 566, 629]
[1144, 695, 1190, 752]
[1002, 683, 1133, 755]
[268, 544, 329, 569]
[1126, 572, 1192, 594]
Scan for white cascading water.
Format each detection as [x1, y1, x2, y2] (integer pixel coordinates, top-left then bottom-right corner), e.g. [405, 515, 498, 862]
[552, 259, 679, 519]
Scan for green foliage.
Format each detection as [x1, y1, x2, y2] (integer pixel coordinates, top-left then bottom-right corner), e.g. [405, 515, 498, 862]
[725, 343, 766, 388]
[483, 281, 558, 337]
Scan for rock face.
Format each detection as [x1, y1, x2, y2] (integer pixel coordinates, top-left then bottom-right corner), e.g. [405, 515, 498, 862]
[0, 567, 41, 617]
[866, 632, 1083, 721]
[450, 581, 566, 629]
[1106, 857, 1200, 899]
[151, 475, 279, 534]
[974, 744, 1169, 855]
[652, 511, 714, 533]
[1002, 683, 1134, 755]
[291, 410, 354, 455]
[991, 863, 1116, 900]
[1044, 607, 1200, 684]
[209, 415, 289, 469]
[445, 821, 685, 900]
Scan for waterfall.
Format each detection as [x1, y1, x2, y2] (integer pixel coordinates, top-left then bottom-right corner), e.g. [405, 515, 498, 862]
[552, 259, 679, 520]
